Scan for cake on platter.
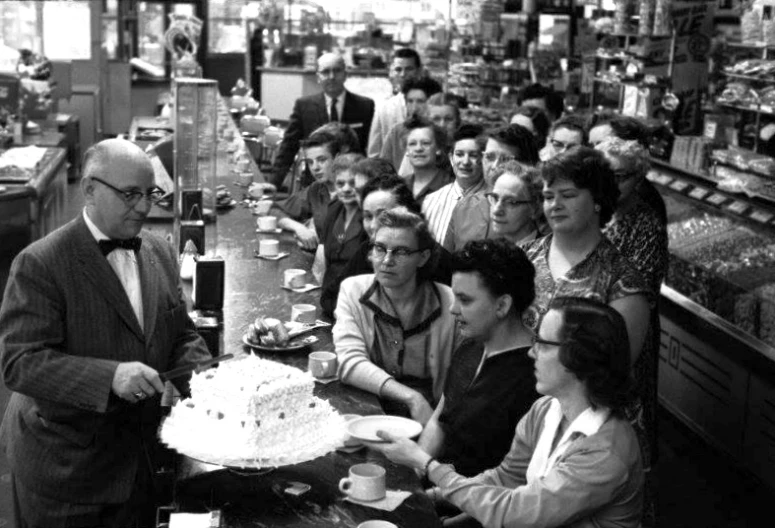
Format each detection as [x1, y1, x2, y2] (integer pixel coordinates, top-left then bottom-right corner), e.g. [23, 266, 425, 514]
[160, 353, 347, 467]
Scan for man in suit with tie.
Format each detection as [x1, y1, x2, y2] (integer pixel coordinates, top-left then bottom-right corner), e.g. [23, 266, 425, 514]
[0, 138, 210, 527]
[269, 52, 375, 188]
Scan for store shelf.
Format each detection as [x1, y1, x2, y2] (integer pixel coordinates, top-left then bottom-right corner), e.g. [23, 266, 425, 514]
[722, 72, 775, 83]
[716, 101, 775, 116]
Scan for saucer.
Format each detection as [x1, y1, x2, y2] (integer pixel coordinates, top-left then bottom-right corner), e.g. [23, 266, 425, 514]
[255, 228, 283, 234]
[281, 283, 320, 293]
[313, 376, 338, 385]
[254, 252, 289, 261]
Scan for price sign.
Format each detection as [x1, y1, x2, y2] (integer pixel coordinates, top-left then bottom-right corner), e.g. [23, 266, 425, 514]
[689, 187, 710, 200]
[762, 104, 774, 115]
[669, 180, 690, 192]
[750, 209, 774, 223]
[706, 193, 728, 205]
[727, 200, 750, 214]
[652, 173, 674, 186]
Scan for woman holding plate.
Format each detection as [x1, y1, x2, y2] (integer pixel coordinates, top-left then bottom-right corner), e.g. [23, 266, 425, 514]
[368, 296, 644, 528]
[333, 207, 457, 426]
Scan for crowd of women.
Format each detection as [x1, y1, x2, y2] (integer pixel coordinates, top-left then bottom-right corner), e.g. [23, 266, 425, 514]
[267, 79, 668, 527]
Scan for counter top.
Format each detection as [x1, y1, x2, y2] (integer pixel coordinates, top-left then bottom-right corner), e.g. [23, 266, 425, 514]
[159, 100, 440, 526]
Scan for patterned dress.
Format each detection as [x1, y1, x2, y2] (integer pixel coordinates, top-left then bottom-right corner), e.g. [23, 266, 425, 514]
[522, 235, 656, 470]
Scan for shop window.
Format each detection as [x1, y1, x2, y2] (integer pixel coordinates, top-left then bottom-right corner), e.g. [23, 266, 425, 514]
[0, 1, 91, 60]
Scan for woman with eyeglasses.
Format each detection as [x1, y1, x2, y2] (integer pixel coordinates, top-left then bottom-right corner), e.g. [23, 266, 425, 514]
[320, 174, 454, 320]
[416, 239, 539, 480]
[311, 153, 367, 302]
[368, 296, 644, 528]
[333, 207, 457, 425]
[488, 162, 544, 246]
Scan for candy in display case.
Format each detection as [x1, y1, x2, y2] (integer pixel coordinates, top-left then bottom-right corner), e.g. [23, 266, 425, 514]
[664, 194, 775, 347]
[173, 77, 218, 255]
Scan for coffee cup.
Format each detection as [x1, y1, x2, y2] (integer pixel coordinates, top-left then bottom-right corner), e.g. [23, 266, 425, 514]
[258, 239, 279, 256]
[292, 303, 317, 324]
[257, 215, 277, 231]
[248, 182, 277, 200]
[255, 199, 273, 216]
[357, 522, 398, 528]
[284, 269, 307, 289]
[308, 351, 337, 379]
[339, 463, 386, 502]
[238, 171, 253, 186]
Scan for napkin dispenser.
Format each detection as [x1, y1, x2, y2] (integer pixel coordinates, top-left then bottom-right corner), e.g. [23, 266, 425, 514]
[193, 256, 224, 311]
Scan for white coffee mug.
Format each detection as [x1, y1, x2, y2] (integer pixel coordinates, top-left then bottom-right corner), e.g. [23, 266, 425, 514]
[292, 303, 317, 324]
[255, 199, 273, 215]
[339, 463, 386, 502]
[308, 351, 337, 379]
[238, 171, 253, 186]
[257, 215, 277, 231]
[284, 269, 306, 289]
[259, 239, 279, 256]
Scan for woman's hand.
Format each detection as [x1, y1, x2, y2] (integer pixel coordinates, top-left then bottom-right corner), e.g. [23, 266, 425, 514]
[367, 430, 432, 472]
[294, 226, 319, 251]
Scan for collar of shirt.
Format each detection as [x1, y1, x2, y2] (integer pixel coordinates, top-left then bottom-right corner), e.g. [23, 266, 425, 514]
[526, 398, 611, 482]
[324, 91, 347, 118]
[83, 208, 111, 243]
[515, 230, 538, 247]
[454, 178, 485, 200]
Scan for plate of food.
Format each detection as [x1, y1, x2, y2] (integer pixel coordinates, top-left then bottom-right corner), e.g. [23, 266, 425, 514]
[346, 416, 423, 443]
[243, 316, 320, 352]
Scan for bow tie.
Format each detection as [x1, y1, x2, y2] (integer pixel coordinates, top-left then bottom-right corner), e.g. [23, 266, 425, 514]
[98, 237, 142, 256]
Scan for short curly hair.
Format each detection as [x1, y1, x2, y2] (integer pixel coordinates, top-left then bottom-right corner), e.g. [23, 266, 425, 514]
[548, 296, 636, 415]
[374, 206, 438, 282]
[452, 239, 536, 315]
[540, 146, 620, 227]
[594, 136, 651, 182]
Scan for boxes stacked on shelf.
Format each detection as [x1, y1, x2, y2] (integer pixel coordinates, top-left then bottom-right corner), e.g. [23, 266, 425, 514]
[669, 135, 713, 174]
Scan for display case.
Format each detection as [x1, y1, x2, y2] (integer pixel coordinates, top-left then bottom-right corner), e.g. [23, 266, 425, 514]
[173, 77, 218, 256]
[649, 158, 775, 489]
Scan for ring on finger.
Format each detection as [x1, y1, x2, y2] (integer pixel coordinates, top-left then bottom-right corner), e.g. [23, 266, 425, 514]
[134, 391, 145, 399]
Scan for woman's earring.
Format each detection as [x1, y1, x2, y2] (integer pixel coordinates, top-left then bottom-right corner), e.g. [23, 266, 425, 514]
[594, 204, 601, 212]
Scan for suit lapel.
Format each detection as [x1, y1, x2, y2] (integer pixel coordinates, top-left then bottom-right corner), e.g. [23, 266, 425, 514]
[313, 93, 328, 125]
[72, 217, 145, 341]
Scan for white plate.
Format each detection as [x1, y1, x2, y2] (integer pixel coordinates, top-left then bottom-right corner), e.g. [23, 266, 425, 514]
[255, 227, 283, 233]
[281, 283, 320, 293]
[254, 252, 289, 260]
[346, 416, 422, 443]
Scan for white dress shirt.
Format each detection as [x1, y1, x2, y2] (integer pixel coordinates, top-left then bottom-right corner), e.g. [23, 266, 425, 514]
[83, 209, 144, 330]
[422, 179, 486, 245]
[324, 91, 347, 122]
[367, 93, 406, 157]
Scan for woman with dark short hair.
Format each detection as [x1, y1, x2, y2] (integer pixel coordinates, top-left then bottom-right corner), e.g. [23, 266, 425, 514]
[418, 239, 539, 478]
[369, 296, 644, 528]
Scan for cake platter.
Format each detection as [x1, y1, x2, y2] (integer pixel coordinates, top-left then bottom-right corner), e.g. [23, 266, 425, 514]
[242, 334, 318, 353]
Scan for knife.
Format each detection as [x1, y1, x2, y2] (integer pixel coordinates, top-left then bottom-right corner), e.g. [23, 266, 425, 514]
[159, 353, 234, 382]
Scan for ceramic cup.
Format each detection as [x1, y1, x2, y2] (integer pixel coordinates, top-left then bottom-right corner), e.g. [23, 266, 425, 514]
[258, 239, 279, 257]
[292, 303, 317, 324]
[238, 171, 253, 186]
[237, 159, 251, 172]
[356, 522, 398, 528]
[339, 463, 386, 502]
[257, 215, 277, 231]
[255, 199, 273, 216]
[284, 269, 306, 289]
[308, 351, 337, 379]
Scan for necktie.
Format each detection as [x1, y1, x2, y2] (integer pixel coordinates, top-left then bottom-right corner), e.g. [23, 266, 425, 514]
[330, 99, 339, 122]
[99, 237, 142, 256]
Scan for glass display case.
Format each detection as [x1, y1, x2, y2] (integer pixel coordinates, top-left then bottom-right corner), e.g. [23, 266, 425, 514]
[173, 77, 218, 256]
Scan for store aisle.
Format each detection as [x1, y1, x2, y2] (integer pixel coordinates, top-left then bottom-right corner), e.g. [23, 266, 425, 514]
[0, 180, 773, 527]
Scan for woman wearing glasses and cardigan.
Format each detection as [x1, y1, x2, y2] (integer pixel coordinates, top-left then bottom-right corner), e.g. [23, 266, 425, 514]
[333, 207, 458, 425]
[487, 162, 544, 246]
[369, 297, 644, 528]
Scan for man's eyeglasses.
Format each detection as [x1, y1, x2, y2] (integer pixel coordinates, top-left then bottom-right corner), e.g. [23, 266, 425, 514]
[485, 192, 531, 209]
[483, 152, 516, 164]
[531, 335, 565, 348]
[370, 242, 424, 261]
[91, 177, 165, 206]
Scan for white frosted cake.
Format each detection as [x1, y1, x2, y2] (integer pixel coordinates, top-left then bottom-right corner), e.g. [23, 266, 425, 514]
[160, 354, 346, 467]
